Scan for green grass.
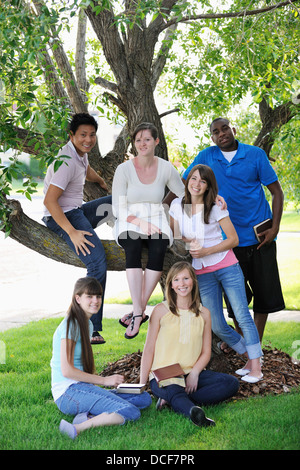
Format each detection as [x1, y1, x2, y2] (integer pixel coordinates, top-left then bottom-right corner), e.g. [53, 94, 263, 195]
[281, 209, 300, 232]
[0, 318, 299, 450]
[277, 236, 300, 310]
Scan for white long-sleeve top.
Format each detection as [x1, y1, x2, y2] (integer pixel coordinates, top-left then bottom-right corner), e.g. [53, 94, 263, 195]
[112, 157, 185, 245]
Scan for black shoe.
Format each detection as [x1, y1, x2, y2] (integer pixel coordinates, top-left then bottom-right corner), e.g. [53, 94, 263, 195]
[189, 406, 216, 427]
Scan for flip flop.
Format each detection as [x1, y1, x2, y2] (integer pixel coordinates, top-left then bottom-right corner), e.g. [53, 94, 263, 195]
[119, 313, 149, 328]
[91, 331, 106, 344]
[119, 312, 133, 328]
[124, 314, 148, 339]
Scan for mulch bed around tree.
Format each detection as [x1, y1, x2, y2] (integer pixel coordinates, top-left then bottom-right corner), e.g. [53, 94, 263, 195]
[100, 346, 300, 400]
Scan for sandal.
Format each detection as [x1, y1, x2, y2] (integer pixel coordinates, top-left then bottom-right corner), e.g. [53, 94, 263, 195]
[119, 312, 149, 329]
[91, 331, 106, 345]
[119, 312, 133, 328]
[124, 314, 143, 339]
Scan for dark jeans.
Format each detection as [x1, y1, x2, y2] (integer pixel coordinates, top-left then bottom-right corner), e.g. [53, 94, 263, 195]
[43, 195, 112, 331]
[150, 370, 239, 418]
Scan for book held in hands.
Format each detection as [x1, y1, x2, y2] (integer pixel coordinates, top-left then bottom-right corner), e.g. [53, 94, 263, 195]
[253, 218, 272, 242]
[152, 363, 185, 384]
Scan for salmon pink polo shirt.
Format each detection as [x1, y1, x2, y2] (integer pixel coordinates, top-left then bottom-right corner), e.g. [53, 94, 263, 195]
[43, 141, 89, 217]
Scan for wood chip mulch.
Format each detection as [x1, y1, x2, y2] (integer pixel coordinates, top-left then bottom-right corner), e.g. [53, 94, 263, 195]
[100, 345, 300, 400]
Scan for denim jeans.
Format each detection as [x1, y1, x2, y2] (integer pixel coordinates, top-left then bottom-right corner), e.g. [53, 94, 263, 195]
[150, 370, 239, 418]
[43, 196, 112, 331]
[55, 382, 152, 424]
[197, 263, 262, 359]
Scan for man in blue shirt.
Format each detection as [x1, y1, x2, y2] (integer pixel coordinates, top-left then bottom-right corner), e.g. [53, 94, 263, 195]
[171, 118, 285, 341]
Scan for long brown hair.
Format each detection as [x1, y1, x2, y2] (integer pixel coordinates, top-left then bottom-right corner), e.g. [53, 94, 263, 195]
[165, 261, 201, 317]
[66, 277, 103, 374]
[181, 164, 218, 223]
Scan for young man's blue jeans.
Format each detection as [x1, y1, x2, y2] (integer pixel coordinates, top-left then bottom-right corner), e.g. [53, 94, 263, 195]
[43, 195, 112, 332]
[55, 382, 152, 423]
[197, 263, 262, 359]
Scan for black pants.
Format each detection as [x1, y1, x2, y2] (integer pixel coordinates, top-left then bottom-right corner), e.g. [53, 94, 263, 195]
[226, 242, 285, 316]
[118, 231, 169, 271]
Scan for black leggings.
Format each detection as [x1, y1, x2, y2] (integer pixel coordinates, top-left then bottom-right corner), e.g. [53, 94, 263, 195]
[118, 231, 169, 271]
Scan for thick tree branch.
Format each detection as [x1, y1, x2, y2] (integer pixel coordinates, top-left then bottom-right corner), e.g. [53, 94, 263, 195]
[33, 0, 88, 114]
[255, 99, 300, 157]
[148, 0, 178, 34]
[151, 24, 177, 90]
[38, 47, 72, 106]
[159, 108, 180, 118]
[94, 76, 118, 94]
[85, 5, 128, 86]
[11, 127, 62, 156]
[102, 92, 128, 115]
[161, 0, 299, 31]
[75, 9, 89, 99]
[3, 198, 187, 272]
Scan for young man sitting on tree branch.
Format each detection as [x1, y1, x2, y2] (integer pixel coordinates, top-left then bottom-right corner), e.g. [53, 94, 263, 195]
[43, 113, 112, 345]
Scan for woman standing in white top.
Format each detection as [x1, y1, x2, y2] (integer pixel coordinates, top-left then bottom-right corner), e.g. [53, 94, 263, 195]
[169, 164, 263, 383]
[112, 122, 185, 339]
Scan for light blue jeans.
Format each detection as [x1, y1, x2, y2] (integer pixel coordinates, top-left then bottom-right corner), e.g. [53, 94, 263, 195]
[197, 263, 262, 359]
[55, 382, 152, 424]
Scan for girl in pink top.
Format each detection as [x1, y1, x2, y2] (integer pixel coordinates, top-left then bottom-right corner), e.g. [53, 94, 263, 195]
[170, 164, 263, 383]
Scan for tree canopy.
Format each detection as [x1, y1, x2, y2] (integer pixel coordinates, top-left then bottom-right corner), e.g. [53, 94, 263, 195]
[0, 0, 299, 268]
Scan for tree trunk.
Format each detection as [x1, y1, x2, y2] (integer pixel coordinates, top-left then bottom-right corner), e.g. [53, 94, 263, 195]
[85, 5, 169, 161]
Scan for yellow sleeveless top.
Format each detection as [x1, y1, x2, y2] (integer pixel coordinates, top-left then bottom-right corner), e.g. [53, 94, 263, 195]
[149, 301, 205, 386]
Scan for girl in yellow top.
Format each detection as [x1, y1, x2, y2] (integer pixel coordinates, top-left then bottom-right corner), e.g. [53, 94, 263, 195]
[140, 261, 239, 427]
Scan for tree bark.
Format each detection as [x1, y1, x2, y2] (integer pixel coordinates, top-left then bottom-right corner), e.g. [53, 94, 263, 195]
[254, 98, 300, 159]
